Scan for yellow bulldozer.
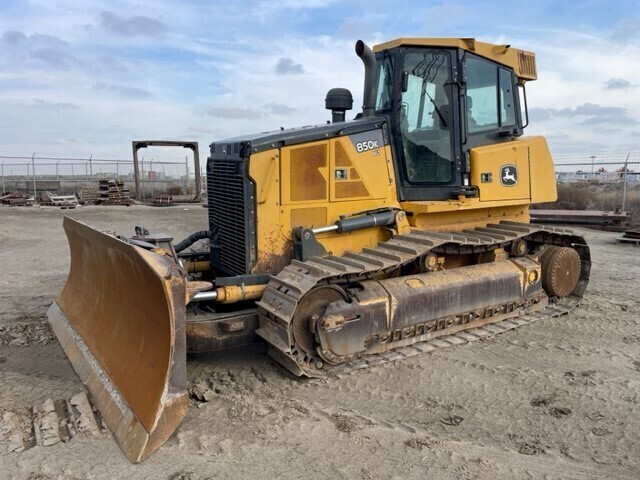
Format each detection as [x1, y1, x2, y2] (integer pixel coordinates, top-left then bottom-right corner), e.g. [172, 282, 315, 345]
[48, 37, 590, 463]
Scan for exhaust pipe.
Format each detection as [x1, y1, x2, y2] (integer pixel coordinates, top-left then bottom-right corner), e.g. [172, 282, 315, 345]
[355, 40, 376, 118]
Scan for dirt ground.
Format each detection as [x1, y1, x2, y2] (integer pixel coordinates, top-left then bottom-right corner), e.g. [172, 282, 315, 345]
[1, 205, 639, 479]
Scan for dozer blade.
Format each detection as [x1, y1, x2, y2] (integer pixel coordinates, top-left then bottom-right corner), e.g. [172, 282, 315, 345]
[47, 217, 188, 463]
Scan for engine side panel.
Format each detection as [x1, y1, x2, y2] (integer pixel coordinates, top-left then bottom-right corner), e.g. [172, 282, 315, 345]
[249, 131, 402, 274]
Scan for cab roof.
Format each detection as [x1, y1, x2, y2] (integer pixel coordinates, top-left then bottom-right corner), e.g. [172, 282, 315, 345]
[373, 37, 537, 82]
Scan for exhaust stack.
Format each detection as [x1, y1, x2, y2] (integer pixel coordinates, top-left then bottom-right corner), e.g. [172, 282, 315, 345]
[355, 40, 376, 118]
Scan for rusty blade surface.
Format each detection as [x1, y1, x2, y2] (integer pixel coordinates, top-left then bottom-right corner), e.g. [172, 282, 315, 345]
[47, 217, 188, 463]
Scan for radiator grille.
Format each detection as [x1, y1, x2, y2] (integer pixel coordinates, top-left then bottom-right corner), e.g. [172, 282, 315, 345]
[207, 158, 254, 276]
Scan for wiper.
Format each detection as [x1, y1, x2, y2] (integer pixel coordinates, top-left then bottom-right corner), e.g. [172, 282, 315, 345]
[424, 88, 448, 128]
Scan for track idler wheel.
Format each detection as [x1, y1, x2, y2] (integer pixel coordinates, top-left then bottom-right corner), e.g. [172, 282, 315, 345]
[291, 285, 348, 357]
[539, 246, 581, 297]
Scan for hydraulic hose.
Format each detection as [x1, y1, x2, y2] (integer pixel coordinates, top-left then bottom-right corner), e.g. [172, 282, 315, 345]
[174, 229, 218, 253]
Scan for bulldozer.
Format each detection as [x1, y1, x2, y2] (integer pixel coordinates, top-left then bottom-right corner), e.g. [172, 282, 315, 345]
[47, 37, 590, 463]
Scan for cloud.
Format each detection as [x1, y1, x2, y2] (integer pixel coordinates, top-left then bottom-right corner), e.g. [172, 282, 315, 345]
[336, 16, 387, 39]
[562, 104, 626, 118]
[263, 102, 298, 115]
[98, 11, 169, 38]
[257, 0, 338, 11]
[30, 48, 78, 68]
[603, 78, 637, 90]
[0, 30, 79, 69]
[31, 99, 80, 111]
[206, 103, 298, 119]
[275, 57, 305, 75]
[96, 56, 129, 73]
[529, 103, 637, 126]
[187, 125, 229, 136]
[608, 18, 640, 44]
[528, 107, 551, 122]
[580, 115, 635, 126]
[206, 107, 264, 119]
[421, 2, 471, 27]
[1, 30, 28, 46]
[92, 82, 153, 98]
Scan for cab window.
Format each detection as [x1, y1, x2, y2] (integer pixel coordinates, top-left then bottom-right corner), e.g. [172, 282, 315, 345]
[398, 50, 453, 184]
[466, 56, 516, 133]
[375, 57, 393, 111]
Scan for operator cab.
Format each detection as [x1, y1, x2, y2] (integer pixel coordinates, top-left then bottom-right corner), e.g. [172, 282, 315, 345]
[370, 39, 533, 201]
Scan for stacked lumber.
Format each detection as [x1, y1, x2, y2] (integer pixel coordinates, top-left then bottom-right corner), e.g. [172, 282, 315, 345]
[98, 179, 131, 205]
[79, 187, 100, 204]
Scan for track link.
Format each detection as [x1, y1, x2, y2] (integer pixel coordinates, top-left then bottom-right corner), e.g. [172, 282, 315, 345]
[257, 221, 591, 377]
[0, 392, 106, 453]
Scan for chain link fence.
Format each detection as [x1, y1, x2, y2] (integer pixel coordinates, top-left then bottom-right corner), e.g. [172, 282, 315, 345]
[536, 152, 640, 222]
[2, 151, 639, 220]
[0, 154, 203, 202]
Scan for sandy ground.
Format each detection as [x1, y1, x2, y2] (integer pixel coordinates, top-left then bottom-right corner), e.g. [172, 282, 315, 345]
[0, 205, 639, 480]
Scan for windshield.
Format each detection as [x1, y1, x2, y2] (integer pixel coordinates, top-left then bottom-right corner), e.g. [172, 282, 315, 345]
[398, 49, 453, 184]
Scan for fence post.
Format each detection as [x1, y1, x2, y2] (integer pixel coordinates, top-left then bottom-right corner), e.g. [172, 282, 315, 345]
[184, 155, 189, 192]
[89, 154, 93, 179]
[32, 153, 36, 200]
[622, 152, 630, 212]
[1, 161, 4, 193]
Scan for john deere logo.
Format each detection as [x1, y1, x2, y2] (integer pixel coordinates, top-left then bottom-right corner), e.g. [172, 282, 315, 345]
[500, 165, 518, 186]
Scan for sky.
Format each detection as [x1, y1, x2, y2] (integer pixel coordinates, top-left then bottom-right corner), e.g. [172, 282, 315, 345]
[1, 0, 639, 165]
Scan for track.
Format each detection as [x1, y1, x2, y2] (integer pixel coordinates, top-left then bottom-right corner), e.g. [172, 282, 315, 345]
[257, 221, 591, 377]
[325, 296, 580, 378]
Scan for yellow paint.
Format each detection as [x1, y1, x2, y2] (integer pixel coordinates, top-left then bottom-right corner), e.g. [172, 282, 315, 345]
[526, 136, 557, 202]
[249, 136, 401, 273]
[249, 133, 554, 273]
[373, 38, 537, 82]
[403, 203, 530, 231]
[470, 141, 530, 201]
[469, 136, 556, 203]
[329, 137, 392, 201]
[249, 149, 289, 274]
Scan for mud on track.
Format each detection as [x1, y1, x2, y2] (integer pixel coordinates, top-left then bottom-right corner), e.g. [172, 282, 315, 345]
[1, 205, 639, 479]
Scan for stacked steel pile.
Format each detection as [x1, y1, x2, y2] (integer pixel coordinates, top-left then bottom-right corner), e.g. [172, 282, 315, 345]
[617, 229, 640, 245]
[0, 191, 33, 206]
[40, 191, 78, 208]
[152, 194, 174, 206]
